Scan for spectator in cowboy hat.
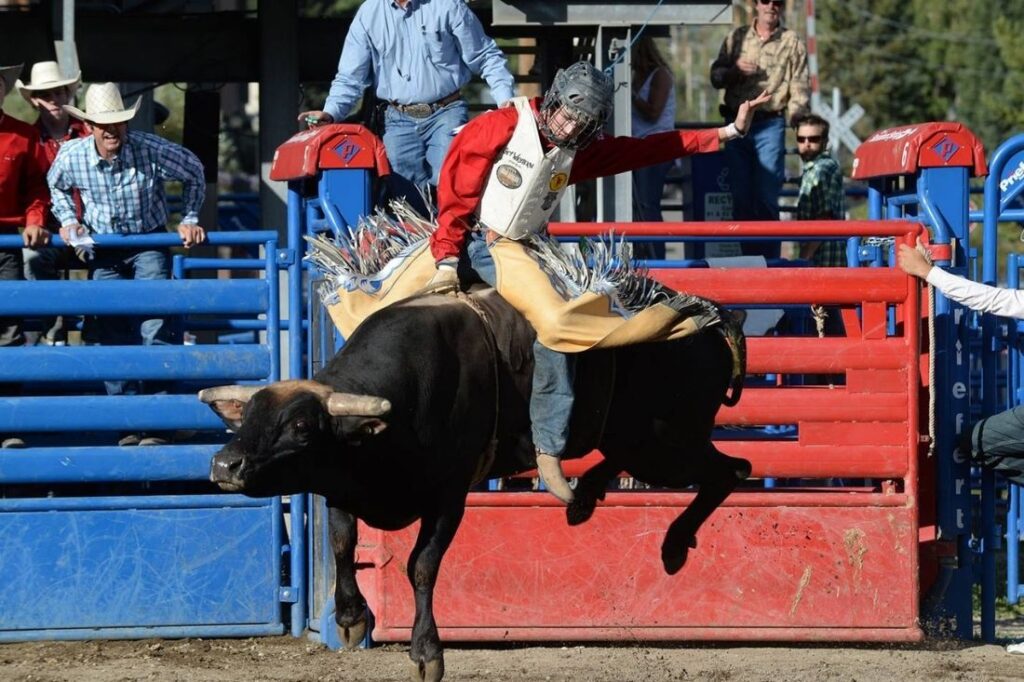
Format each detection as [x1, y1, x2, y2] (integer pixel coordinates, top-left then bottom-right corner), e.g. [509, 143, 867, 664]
[47, 82, 208, 445]
[15, 61, 91, 346]
[0, 63, 49, 448]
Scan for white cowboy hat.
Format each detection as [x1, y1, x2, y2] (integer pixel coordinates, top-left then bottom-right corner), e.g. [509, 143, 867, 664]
[15, 61, 81, 101]
[64, 82, 140, 124]
[0, 64, 23, 96]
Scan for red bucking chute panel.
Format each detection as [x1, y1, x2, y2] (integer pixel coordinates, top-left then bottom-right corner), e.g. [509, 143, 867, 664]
[269, 124, 391, 181]
[851, 122, 987, 180]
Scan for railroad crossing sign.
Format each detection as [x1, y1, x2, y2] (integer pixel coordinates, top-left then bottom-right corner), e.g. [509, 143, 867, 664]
[813, 87, 864, 154]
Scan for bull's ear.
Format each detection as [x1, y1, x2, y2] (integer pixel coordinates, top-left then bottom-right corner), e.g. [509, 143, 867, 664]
[207, 399, 246, 432]
[198, 386, 260, 432]
[341, 417, 389, 445]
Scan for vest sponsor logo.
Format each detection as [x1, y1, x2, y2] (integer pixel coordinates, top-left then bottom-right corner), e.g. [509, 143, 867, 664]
[548, 172, 569, 192]
[500, 149, 535, 169]
[495, 164, 523, 189]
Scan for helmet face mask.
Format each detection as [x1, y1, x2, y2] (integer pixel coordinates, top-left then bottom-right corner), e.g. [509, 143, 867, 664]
[538, 61, 614, 150]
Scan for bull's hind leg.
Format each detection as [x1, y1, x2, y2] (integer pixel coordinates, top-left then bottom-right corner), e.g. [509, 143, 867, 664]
[661, 446, 750, 576]
[329, 507, 371, 649]
[566, 457, 620, 526]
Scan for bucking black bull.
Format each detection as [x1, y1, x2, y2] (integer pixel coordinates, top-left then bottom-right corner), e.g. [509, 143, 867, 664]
[199, 287, 750, 682]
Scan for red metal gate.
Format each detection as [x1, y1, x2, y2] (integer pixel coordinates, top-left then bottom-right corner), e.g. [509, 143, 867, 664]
[355, 221, 926, 642]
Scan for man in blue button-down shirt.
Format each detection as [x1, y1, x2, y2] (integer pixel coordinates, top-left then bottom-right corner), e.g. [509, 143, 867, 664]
[47, 83, 207, 421]
[299, 0, 515, 199]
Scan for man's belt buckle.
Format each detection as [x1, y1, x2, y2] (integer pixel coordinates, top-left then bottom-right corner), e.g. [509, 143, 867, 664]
[402, 103, 434, 118]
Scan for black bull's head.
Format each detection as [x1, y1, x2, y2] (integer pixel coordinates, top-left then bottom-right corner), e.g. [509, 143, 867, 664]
[199, 382, 391, 494]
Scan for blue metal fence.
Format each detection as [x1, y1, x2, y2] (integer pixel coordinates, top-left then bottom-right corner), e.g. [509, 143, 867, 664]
[0, 230, 299, 641]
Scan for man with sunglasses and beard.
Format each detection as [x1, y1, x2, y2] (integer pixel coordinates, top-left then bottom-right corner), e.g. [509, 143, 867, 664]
[793, 113, 845, 265]
[425, 61, 769, 503]
[710, 0, 810, 256]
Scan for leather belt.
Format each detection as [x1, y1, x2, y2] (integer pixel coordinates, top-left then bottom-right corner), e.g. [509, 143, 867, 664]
[389, 91, 462, 119]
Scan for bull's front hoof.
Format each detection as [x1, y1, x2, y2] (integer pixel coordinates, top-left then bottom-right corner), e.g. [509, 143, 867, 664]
[337, 618, 367, 650]
[409, 658, 445, 682]
[661, 535, 697, 576]
[566, 496, 597, 526]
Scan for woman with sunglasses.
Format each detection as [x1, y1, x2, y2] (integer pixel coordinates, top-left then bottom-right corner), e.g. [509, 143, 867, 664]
[710, 0, 810, 256]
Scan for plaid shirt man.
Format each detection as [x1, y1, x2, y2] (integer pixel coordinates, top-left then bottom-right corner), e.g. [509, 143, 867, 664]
[797, 152, 846, 266]
[47, 130, 204, 234]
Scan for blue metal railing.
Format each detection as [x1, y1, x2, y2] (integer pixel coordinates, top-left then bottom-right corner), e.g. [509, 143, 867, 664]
[0, 229, 291, 642]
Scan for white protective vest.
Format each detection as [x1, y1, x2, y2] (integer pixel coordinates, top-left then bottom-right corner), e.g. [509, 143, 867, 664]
[477, 97, 577, 240]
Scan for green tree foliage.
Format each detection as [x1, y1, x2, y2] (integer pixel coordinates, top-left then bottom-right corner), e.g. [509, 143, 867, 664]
[992, 14, 1024, 135]
[817, 0, 948, 139]
[817, 0, 1024, 152]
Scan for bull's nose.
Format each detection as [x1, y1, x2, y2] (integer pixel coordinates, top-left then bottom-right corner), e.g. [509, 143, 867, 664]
[210, 452, 243, 483]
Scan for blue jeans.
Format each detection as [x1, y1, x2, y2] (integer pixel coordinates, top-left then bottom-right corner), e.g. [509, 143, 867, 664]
[724, 115, 786, 258]
[632, 160, 672, 259]
[383, 100, 468, 210]
[90, 247, 173, 396]
[465, 233, 576, 457]
[0, 248, 24, 348]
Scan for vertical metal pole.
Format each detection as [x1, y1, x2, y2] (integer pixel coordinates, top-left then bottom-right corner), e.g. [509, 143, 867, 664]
[266, 239, 280, 383]
[286, 184, 307, 637]
[54, 0, 80, 79]
[918, 167, 974, 640]
[595, 26, 633, 224]
[288, 186, 303, 381]
[1008, 254, 1021, 605]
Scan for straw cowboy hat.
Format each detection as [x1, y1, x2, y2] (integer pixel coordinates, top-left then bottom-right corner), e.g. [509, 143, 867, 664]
[0, 64, 23, 95]
[64, 82, 140, 124]
[15, 61, 81, 101]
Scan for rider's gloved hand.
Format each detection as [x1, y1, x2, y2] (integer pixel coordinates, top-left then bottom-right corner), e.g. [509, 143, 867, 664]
[423, 262, 460, 295]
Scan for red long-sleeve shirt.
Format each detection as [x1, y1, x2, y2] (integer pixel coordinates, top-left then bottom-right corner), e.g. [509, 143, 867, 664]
[34, 118, 89, 229]
[0, 113, 48, 232]
[430, 97, 721, 263]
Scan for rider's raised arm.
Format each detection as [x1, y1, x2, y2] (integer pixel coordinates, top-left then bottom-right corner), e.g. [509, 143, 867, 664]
[568, 128, 721, 184]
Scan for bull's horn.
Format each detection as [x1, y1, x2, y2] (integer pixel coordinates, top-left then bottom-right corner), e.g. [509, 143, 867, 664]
[198, 385, 263, 404]
[326, 393, 391, 416]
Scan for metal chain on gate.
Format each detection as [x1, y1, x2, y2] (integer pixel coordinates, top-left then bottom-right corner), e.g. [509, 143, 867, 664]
[864, 236, 897, 248]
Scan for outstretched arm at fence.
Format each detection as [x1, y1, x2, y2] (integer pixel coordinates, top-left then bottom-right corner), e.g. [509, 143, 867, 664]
[898, 243, 1024, 319]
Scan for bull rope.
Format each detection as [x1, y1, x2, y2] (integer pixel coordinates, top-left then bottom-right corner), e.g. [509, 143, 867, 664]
[451, 291, 501, 486]
[925, 255, 937, 457]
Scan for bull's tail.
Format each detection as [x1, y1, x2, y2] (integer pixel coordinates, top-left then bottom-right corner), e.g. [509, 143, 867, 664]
[719, 310, 747, 407]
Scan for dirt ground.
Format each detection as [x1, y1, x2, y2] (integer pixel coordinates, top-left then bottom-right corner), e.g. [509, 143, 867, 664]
[2, 635, 1024, 682]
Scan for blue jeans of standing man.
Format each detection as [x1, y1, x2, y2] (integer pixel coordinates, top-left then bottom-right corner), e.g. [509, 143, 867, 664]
[383, 100, 468, 212]
[724, 114, 786, 258]
[90, 247, 174, 396]
[632, 160, 673, 260]
[464, 232, 576, 458]
[0, 248, 25, 348]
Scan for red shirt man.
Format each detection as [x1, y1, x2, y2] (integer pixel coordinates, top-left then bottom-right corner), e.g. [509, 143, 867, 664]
[0, 62, 48, 357]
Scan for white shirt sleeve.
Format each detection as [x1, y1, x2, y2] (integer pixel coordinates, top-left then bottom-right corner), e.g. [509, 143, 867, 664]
[926, 266, 1024, 320]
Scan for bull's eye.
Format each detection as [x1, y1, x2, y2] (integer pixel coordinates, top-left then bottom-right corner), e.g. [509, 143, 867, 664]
[293, 418, 309, 433]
